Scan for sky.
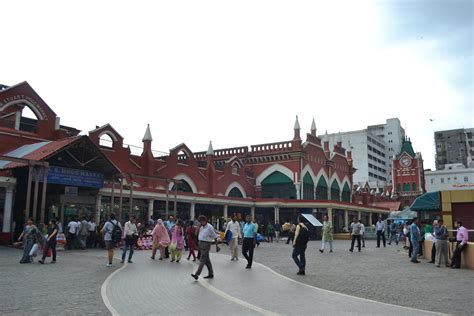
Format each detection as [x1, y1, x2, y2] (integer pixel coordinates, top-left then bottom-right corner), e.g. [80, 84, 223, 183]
[1, 0, 472, 169]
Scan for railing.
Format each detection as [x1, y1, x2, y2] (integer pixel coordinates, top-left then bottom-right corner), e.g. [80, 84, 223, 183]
[250, 141, 293, 154]
[213, 146, 248, 158]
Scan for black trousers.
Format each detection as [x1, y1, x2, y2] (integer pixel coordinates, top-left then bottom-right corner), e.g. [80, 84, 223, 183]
[350, 235, 361, 251]
[451, 242, 467, 268]
[431, 243, 436, 262]
[292, 246, 306, 271]
[242, 238, 255, 267]
[376, 231, 386, 247]
[67, 233, 75, 250]
[42, 241, 57, 261]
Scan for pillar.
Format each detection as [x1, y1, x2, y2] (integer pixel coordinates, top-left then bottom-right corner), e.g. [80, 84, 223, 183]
[295, 183, 301, 200]
[2, 186, 14, 232]
[190, 203, 196, 220]
[358, 211, 362, 220]
[223, 204, 228, 219]
[327, 207, 333, 221]
[148, 199, 154, 220]
[369, 212, 373, 226]
[344, 209, 349, 229]
[251, 206, 255, 219]
[274, 206, 279, 223]
[95, 194, 101, 224]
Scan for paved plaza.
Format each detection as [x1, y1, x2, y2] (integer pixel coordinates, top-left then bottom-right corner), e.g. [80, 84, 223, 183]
[0, 240, 473, 315]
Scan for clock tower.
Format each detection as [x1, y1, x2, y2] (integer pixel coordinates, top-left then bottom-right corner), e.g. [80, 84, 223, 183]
[392, 138, 426, 208]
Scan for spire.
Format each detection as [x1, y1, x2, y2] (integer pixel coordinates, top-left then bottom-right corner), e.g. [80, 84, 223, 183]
[206, 141, 214, 156]
[142, 124, 153, 142]
[310, 118, 317, 136]
[294, 115, 300, 130]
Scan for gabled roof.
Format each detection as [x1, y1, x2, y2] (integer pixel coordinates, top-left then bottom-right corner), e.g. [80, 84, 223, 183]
[88, 123, 124, 140]
[398, 139, 415, 158]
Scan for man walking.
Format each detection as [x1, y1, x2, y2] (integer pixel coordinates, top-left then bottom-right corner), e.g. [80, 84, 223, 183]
[451, 221, 468, 269]
[410, 217, 421, 263]
[225, 215, 241, 261]
[349, 219, 362, 252]
[292, 216, 309, 275]
[101, 213, 122, 267]
[78, 217, 89, 250]
[360, 220, 366, 248]
[388, 220, 399, 245]
[434, 219, 448, 267]
[319, 215, 333, 253]
[122, 217, 138, 263]
[274, 221, 281, 242]
[67, 217, 78, 250]
[87, 218, 97, 248]
[242, 215, 257, 269]
[376, 217, 386, 248]
[191, 215, 219, 280]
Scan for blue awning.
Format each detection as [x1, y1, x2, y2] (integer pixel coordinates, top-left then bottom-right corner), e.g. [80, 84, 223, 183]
[410, 191, 440, 212]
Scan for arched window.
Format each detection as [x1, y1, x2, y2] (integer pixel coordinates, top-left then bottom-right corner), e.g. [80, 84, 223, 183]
[412, 182, 417, 192]
[342, 182, 351, 202]
[330, 180, 341, 201]
[228, 187, 244, 198]
[261, 171, 296, 199]
[177, 150, 188, 164]
[403, 183, 411, 192]
[19, 106, 38, 133]
[99, 133, 114, 148]
[316, 177, 328, 200]
[172, 180, 193, 193]
[232, 163, 240, 175]
[397, 183, 401, 192]
[302, 173, 314, 200]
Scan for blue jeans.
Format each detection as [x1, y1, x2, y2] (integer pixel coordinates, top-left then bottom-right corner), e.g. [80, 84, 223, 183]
[292, 247, 306, 271]
[411, 240, 419, 262]
[121, 239, 134, 261]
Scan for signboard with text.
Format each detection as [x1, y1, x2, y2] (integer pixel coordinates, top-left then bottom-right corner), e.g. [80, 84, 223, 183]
[36, 166, 104, 188]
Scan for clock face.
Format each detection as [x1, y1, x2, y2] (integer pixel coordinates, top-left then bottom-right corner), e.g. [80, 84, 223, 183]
[400, 157, 412, 167]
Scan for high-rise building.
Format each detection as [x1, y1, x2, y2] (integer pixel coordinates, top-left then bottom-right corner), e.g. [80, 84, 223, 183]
[320, 118, 405, 189]
[435, 128, 474, 170]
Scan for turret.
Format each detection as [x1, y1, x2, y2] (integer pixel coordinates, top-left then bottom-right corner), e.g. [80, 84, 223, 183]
[293, 115, 301, 141]
[310, 117, 317, 137]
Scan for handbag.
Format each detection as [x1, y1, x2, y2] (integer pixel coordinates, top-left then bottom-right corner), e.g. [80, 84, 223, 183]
[29, 243, 39, 257]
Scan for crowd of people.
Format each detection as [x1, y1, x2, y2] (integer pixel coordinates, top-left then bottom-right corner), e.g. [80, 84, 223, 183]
[15, 212, 470, 276]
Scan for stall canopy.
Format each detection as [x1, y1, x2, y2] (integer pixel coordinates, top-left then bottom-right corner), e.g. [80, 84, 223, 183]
[389, 208, 418, 220]
[410, 191, 440, 212]
[301, 214, 323, 227]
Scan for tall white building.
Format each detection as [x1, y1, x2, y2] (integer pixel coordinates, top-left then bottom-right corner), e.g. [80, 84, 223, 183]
[320, 118, 405, 189]
[425, 163, 474, 192]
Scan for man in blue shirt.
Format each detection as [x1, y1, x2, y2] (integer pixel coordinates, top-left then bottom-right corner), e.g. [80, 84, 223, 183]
[410, 217, 421, 263]
[242, 215, 257, 269]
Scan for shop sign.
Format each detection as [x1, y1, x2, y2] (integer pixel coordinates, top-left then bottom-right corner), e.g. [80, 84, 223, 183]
[65, 186, 78, 196]
[36, 166, 104, 188]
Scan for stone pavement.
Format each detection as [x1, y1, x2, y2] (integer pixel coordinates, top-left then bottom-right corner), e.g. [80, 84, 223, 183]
[0, 246, 117, 315]
[104, 251, 441, 316]
[252, 239, 474, 316]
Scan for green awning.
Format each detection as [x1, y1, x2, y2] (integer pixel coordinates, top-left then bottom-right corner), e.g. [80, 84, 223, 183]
[410, 191, 440, 212]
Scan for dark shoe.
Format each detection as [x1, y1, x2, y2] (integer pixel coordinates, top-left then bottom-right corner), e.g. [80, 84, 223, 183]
[349, 249, 353, 252]
[150, 256, 155, 260]
[170, 259, 175, 263]
[452, 266, 460, 269]
[411, 260, 420, 263]
[176, 260, 180, 263]
[128, 260, 133, 263]
[38, 260, 44, 264]
[329, 250, 333, 253]
[297, 270, 305, 275]
[245, 265, 251, 269]
[191, 274, 199, 280]
[319, 249, 323, 253]
[51, 261, 56, 264]
[120, 260, 125, 263]
[203, 275, 214, 279]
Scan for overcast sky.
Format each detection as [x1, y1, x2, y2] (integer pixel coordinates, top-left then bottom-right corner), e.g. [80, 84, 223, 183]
[2, 0, 472, 169]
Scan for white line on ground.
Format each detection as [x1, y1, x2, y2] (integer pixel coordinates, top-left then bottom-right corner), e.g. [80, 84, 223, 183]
[101, 256, 128, 316]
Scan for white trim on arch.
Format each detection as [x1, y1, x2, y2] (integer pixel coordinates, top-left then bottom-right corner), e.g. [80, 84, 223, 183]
[301, 164, 316, 184]
[341, 176, 351, 191]
[314, 168, 329, 186]
[0, 100, 46, 120]
[224, 182, 247, 198]
[168, 173, 197, 193]
[98, 131, 119, 142]
[329, 173, 342, 190]
[256, 164, 294, 186]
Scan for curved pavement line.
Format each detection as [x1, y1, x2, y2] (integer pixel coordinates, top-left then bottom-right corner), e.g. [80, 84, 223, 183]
[198, 278, 280, 316]
[252, 260, 448, 316]
[101, 257, 128, 316]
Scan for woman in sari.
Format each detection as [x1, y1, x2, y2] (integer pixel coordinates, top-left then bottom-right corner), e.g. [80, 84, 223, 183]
[186, 220, 197, 261]
[151, 219, 170, 260]
[17, 218, 40, 263]
[170, 219, 185, 263]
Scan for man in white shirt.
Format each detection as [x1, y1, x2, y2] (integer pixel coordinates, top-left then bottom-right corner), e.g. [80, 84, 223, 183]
[87, 218, 97, 248]
[225, 215, 241, 261]
[121, 217, 138, 263]
[67, 217, 78, 250]
[376, 217, 386, 248]
[191, 215, 219, 280]
[360, 220, 366, 248]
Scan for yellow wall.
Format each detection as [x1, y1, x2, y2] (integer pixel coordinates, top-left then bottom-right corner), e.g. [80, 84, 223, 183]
[441, 190, 474, 229]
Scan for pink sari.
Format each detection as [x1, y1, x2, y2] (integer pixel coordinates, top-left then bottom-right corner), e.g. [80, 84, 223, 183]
[171, 226, 185, 250]
[152, 220, 170, 247]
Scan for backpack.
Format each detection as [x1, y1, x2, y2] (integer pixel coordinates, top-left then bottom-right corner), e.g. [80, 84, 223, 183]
[296, 224, 309, 246]
[110, 221, 122, 243]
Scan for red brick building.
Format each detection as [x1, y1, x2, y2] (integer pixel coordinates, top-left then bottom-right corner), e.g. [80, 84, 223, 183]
[0, 82, 390, 242]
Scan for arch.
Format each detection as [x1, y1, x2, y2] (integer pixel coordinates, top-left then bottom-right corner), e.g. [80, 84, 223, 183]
[412, 182, 417, 192]
[99, 133, 114, 148]
[301, 164, 316, 183]
[341, 182, 351, 202]
[329, 173, 343, 190]
[261, 171, 297, 199]
[330, 179, 341, 201]
[256, 163, 294, 186]
[98, 130, 119, 142]
[0, 100, 46, 120]
[168, 173, 197, 193]
[314, 168, 329, 187]
[316, 176, 328, 200]
[302, 172, 314, 199]
[231, 162, 240, 175]
[225, 181, 247, 198]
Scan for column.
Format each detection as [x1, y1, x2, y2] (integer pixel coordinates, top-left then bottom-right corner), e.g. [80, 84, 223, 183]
[295, 183, 301, 200]
[223, 204, 228, 219]
[369, 212, 373, 226]
[358, 211, 362, 220]
[274, 206, 279, 223]
[251, 206, 255, 219]
[148, 199, 154, 220]
[2, 186, 14, 232]
[95, 194, 101, 224]
[344, 209, 349, 229]
[190, 203, 196, 220]
[327, 208, 333, 221]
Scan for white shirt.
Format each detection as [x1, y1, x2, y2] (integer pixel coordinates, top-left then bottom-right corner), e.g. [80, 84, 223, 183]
[225, 221, 241, 239]
[68, 221, 78, 234]
[198, 223, 218, 242]
[88, 221, 97, 232]
[376, 221, 385, 232]
[124, 221, 138, 236]
[360, 223, 365, 234]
